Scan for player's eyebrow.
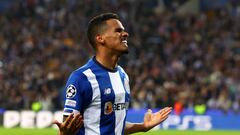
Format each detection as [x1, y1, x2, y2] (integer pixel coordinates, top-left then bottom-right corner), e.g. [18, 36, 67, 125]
[115, 27, 124, 32]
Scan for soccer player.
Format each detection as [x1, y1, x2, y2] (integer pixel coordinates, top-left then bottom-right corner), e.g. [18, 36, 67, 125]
[53, 13, 172, 135]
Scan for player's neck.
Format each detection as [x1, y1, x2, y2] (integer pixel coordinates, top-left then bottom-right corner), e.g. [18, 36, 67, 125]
[95, 52, 119, 70]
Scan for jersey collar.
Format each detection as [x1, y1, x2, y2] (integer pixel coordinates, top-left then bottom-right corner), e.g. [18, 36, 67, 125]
[93, 56, 118, 72]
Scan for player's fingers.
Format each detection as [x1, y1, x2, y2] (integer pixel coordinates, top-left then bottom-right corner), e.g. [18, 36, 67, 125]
[63, 113, 74, 127]
[74, 116, 84, 134]
[52, 120, 61, 128]
[67, 113, 81, 129]
[164, 107, 172, 114]
[75, 115, 84, 129]
[159, 107, 172, 114]
[160, 107, 172, 119]
[156, 107, 172, 119]
[73, 114, 83, 129]
[160, 115, 169, 122]
[156, 108, 166, 116]
[161, 108, 172, 119]
[160, 107, 169, 112]
[144, 109, 152, 122]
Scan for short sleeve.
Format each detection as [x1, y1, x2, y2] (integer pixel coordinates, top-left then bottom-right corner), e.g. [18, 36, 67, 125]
[63, 71, 92, 116]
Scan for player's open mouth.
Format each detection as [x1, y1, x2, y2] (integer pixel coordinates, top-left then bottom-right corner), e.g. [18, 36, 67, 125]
[122, 40, 127, 43]
[122, 40, 128, 46]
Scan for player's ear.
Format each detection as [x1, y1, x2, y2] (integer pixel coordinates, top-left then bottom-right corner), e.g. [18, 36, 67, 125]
[96, 34, 104, 44]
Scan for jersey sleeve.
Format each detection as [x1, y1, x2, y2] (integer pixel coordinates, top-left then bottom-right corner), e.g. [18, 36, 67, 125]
[63, 71, 92, 116]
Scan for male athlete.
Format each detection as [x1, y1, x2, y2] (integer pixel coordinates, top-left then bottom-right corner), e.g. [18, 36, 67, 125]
[53, 13, 172, 135]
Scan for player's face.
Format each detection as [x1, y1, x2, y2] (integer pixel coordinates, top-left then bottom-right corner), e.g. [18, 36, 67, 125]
[101, 19, 129, 54]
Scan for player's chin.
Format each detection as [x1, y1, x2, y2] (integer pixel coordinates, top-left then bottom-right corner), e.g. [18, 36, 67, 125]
[117, 48, 128, 54]
[121, 48, 129, 54]
[119, 43, 129, 54]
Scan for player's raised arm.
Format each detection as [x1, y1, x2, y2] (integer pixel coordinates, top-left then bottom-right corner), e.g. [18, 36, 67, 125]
[125, 107, 172, 134]
[53, 113, 83, 135]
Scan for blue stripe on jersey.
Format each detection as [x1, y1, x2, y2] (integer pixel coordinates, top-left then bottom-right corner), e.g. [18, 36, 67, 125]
[91, 67, 116, 135]
[74, 71, 93, 114]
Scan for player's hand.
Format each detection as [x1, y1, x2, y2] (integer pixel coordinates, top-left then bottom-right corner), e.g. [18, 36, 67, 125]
[53, 113, 83, 135]
[143, 107, 172, 131]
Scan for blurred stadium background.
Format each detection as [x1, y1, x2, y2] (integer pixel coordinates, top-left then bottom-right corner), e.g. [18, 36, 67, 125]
[0, 0, 240, 134]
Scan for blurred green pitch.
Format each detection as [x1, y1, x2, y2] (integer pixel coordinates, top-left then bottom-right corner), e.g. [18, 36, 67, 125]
[0, 128, 240, 135]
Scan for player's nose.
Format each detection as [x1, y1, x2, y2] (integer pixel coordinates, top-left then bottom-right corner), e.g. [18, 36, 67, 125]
[122, 31, 129, 38]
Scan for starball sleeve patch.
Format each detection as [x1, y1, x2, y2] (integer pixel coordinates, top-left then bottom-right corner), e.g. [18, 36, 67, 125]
[66, 84, 77, 98]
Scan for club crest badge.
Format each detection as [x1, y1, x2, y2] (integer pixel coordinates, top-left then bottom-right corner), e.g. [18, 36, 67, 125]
[104, 102, 113, 115]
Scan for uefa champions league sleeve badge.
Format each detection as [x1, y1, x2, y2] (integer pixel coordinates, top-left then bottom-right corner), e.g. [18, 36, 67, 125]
[66, 84, 77, 98]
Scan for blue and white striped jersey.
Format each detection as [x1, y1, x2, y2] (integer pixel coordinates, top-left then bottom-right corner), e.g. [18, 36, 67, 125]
[63, 57, 131, 135]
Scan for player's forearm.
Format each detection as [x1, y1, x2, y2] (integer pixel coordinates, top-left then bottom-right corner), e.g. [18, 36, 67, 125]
[124, 122, 148, 134]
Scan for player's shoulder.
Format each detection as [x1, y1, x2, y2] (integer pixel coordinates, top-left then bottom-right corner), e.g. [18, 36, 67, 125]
[117, 65, 129, 80]
[70, 58, 95, 78]
[117, 65, 127, 74]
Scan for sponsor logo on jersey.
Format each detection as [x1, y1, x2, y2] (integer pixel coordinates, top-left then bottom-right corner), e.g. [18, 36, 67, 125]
[113, 102, 129, 111]
[66, 84, 77, 98]
[104, 102, 129, 115]
[65, 99, 77, 107]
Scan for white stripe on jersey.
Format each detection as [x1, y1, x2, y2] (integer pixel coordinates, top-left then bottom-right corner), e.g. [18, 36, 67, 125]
[83, 69, 101, 135]
[109, 71, 126, 135]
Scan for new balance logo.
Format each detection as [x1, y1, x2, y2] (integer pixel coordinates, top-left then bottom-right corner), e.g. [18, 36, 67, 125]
[104, 88, 111, 95]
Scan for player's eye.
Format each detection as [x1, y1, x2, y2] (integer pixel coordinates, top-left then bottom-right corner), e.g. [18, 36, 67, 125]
[115, 28, 124, 33]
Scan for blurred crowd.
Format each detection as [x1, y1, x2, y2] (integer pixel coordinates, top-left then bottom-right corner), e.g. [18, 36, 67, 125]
[0, 0, 240, 114]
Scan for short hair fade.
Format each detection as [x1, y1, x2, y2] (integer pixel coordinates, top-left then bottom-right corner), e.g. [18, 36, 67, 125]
[87, 13, 119, 49]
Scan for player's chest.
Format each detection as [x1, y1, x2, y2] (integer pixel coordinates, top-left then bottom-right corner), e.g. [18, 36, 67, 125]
[94, 72, 130, 102]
